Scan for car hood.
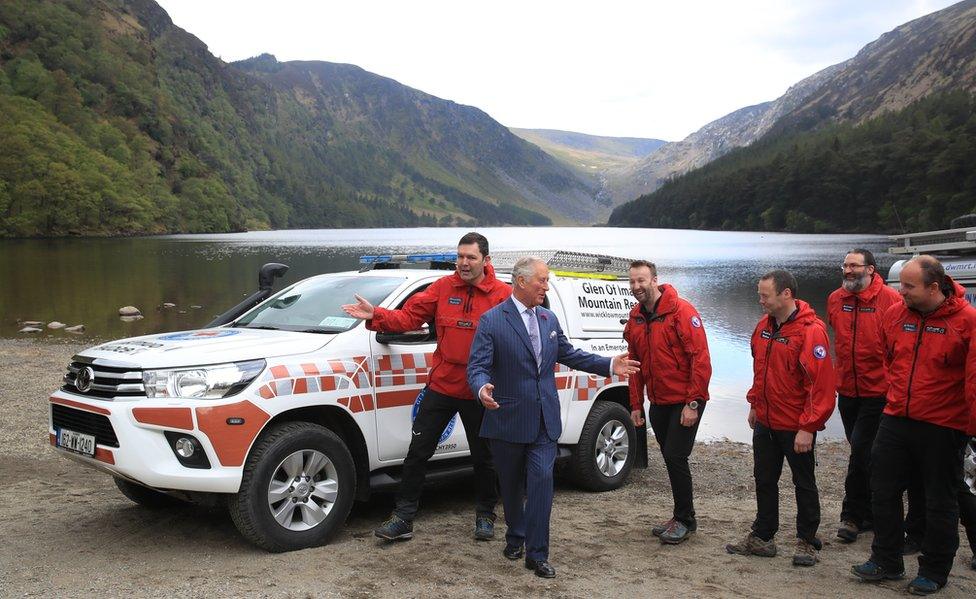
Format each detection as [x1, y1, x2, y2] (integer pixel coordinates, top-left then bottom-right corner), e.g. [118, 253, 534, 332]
[77, 328, 333, 369]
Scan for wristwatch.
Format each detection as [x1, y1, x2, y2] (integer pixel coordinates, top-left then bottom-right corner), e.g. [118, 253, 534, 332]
[687, 400, 700, 410]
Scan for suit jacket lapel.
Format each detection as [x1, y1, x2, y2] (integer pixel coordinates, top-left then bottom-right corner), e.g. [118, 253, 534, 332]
[502, 299, 536, 360]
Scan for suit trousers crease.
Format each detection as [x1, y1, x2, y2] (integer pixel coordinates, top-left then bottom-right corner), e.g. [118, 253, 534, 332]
[869, 415, 967, 586]
[490, 416, 556, 561]
[751, 422, 820, 543]
[838, 394, 886, 527]
[394, 388, 497, 522]
[648, 402, 704, 526]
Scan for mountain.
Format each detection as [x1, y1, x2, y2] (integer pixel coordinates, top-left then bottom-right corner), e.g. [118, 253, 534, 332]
[0, 0, 602, 237]
[609, 0, 976, 234]
[510, 128, 667, 211]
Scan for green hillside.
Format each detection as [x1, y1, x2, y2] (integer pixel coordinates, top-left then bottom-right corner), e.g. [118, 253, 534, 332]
[608, 90, 976, 233]
[0, 0, 586, 237]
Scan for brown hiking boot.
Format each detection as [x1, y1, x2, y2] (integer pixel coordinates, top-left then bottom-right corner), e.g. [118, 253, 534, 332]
[792, 538, 819, 566]
[837, 520, 859, 543]
[725, 532, 777, 557]
[651, 518, 676, 537]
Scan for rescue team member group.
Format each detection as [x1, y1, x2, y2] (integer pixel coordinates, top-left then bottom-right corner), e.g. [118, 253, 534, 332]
[345, 234, 976, 593]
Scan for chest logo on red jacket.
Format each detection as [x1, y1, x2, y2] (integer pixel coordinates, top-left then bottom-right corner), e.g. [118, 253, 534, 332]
[457, 320, 473, 328]
[448, 297, 462, 305]
[903, 323, 918, 332]
[842, 304, 854, 312]
[924, 326, 946, 334]
[691, 316, 702, 328]
[761, 330, 772, 339]
[859, 307, 876, 313]
[813, 345, 827, 359]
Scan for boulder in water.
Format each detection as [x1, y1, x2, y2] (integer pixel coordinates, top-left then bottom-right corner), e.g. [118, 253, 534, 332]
[47, 321, 66, 329]
[118, 306, 142, 316]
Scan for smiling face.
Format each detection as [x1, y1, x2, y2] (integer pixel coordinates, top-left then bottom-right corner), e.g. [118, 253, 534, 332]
[841, 252, 874, 292]
[899, 260, 941, 312]
[514, 261, 550, 308]
[757, 278, 791, 317]
[629, 265, 658, 307]
[456, 242, 488, 286]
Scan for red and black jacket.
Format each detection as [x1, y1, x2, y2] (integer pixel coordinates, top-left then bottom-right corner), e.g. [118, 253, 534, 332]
[367, 264, 511, 400]
[623, 284, 711, 411]
[881, 277, 976, 434]
[747, 300, 836, 433]
[827, 273, 902, 398]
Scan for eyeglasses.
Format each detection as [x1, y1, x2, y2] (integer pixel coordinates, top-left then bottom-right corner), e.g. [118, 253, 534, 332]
[841, 263, 868, 270]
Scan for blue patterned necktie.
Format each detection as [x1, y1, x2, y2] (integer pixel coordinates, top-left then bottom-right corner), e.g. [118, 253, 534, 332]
[526, 307, 542, 367]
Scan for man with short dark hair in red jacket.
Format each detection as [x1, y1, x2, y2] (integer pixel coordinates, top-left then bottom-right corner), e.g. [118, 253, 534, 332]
[624, 260, 711, 545]
[342, 232, 511, 542]
[852, 255, 976, 595]
[827, 248, 902, 543]
[726, 269, 835, 567]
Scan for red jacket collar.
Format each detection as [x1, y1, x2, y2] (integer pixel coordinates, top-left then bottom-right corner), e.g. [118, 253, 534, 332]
[629, 283, 680, 318]
[448, 262, 500, 292]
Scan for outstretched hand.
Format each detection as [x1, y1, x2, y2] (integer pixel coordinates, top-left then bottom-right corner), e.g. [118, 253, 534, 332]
[341, 294, 375, 320]
[611, 353, 640, 377]
[479, 383, 498, 410]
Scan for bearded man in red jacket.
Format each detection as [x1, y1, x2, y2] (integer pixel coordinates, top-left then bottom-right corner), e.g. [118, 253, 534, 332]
[624, 260, 711, 545]
[726, 269, 836, 567]
[827, 248, 902, 543]
[342, 232, 512, 542]
[852, 255, 976, 595]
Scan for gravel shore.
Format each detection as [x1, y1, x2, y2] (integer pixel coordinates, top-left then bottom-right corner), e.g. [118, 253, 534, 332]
[1, 339, 974, 598]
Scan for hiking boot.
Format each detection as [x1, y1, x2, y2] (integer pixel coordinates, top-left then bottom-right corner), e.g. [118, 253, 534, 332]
[907, 576, 942, 596]
[474, 515, 495, 541]
[374, 514, 413, 541]
[651, 518, 676, 537]
[837, 520, 859, 543]
[725, 532, 777, 557]
[851, 560, 905, 581]
[903, 537, 922, 556]
[660, 520, 692, 545]
[792, 538, 819, 566]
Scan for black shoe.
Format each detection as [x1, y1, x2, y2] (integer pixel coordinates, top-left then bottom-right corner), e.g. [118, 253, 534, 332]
[374, 514, 413, 541]
[474, 515, 495, 541]
[503, 544, 524, 560]
[851, 560, 905, 581]
[525, 557, 556, 578]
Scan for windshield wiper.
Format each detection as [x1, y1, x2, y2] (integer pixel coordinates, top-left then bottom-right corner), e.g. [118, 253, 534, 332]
[297, 327, 345, 334]
[237, 324, 280, 330]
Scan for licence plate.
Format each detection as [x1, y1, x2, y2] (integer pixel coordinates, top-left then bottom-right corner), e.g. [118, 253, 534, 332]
[57, 428, 96, 456]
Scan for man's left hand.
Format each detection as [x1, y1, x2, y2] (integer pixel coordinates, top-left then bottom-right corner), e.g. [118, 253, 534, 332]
[680, 404, 699, 427]
[611, 353, 639, 377]
[794, 430, 814, 453]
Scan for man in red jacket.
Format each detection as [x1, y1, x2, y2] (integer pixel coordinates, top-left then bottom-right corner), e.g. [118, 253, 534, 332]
[852, 256, 976, 595]
[827, 249, 902, 543]
[342, 232, 512, 542]
[624, 260, 711, 545]
[726, 269, 835, 567]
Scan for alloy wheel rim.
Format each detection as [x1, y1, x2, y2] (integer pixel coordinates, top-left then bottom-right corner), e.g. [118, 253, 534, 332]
[267, 449, 339, 531]
[594, 419, 629, 477]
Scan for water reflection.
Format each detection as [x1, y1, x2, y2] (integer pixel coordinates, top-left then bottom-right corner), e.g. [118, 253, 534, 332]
[1, 227, 895, 442]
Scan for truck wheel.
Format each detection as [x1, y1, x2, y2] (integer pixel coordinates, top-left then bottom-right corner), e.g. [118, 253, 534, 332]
[570, 401, 636, 491]
[965, 438, 976, 496]
[114, 477, 184, 509]
[228, 422, 356, 552]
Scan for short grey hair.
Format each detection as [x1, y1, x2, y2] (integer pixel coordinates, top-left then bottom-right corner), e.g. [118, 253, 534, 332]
[512, 256, 544, 282]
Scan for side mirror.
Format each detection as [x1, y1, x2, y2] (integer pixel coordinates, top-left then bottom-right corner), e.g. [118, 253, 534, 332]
[375, 327, 435, 345]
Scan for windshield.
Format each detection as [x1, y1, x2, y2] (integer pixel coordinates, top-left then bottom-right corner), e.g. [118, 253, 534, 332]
[235, 275, 404, 333]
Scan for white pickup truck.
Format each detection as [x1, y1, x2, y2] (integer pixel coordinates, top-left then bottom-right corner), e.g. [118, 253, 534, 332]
[48, 250, 647, 551]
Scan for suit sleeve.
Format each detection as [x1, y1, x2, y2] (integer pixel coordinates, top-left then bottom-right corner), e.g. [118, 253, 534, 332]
[555, 322, 611, 377]
[467, 313, 495, 397]
[367, 278, 441, 333]
[798, 324, 837, 433]
[624, 322, 645, 412]
[673, 305, 711, 402]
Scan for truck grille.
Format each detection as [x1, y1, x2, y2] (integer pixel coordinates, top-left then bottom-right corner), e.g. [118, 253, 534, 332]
[62, 361, 145, 399]
[51, 404, 120, 448]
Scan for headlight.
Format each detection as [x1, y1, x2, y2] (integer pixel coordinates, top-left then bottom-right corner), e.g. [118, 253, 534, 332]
[143, 359, 266, 399]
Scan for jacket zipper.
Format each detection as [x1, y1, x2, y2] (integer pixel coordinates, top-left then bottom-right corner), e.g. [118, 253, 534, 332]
[464, 287, 474, 314]
[904, 317, 925, 418]
[645, 317, 656, 404]
[851, 296, 860, 397]
[761, 327, 775, 428]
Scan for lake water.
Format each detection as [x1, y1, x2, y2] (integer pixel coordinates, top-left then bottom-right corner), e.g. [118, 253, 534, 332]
[0, 227, 896, 441]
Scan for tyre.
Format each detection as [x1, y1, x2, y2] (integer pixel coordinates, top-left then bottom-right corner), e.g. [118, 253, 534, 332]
[965, 437, 976, 496]
[114, 477, 184, 509]
[570, 401, 636, 491]
[228, 422, 356, 552]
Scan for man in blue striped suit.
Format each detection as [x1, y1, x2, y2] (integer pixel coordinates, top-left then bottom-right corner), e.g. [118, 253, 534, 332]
[468, 256, 639, 578]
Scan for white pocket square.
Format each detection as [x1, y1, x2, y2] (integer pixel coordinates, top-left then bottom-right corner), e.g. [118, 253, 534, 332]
[549, 330, 556, 339]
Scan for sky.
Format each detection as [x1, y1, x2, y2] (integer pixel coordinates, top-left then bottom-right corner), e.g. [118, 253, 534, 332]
[155, 0, 960, 141]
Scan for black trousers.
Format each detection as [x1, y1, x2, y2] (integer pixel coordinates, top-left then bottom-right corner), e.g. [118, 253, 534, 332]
[393, 388, 497, 521]
[647, 402, 704, 527]
[838, 394, 886, 527]
[869, 415, 968, 586]
[903, 437, 976, 555]
[751, 422, 820, 543]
